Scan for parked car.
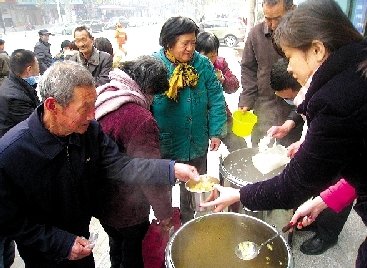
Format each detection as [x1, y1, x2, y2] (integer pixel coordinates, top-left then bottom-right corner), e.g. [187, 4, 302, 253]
[198, 18, 246, 47]
[90, 20, 104, 32]
[128, 17, 146, 27]
[50, 23, 77, 35]
[104, 16, 129, 30]
[76, 20, 104, 33]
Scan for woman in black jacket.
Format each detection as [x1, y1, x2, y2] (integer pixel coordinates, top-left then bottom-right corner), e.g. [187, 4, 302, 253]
[202, 0, 367, 266]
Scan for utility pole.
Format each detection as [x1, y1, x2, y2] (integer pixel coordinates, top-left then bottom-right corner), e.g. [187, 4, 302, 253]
[56, 0, 62, 23]
[246, 0, 256, 28]
[0, 8, 5, 35]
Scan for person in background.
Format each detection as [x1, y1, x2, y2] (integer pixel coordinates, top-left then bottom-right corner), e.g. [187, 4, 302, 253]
[94, 37, 114, 57]
[113, 23, 128, 68]
[95, 56, 171, 268]
[114, 22, 127, 56]
[196, 31, 246, 152]
[201, 0, 367, 266]
[238, 0, 301, 147]
[54, 40, 78, 61]
[34, 29, 54, 74]
[0, 49, 40, 136]
[152, 17, 227, 223]
[0, 60, 198, 268]
[268, 57, 352, 255]
[70, 26, 112, 86]
[267, 58, 303, 140]
[0, 39, 9, 86]
[0, 49, 41, 268]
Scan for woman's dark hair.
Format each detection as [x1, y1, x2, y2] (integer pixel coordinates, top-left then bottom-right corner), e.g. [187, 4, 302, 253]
[159, 17, 199, 50]
[94, 37, 114, 56]
[70, 41, 78, 51]
[196, 32, 220, 54]
[10, 49, 36, 75]
[119, 56, 169, 95]
[273, 0, 363, 53]
[60, 40, 72, 50]
[270, 58, 301, 92]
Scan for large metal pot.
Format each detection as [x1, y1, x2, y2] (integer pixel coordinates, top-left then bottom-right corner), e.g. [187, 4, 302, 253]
[165, 212, 293, 268]
[220, 147, 285, 187]
[219, 148, 292, 230]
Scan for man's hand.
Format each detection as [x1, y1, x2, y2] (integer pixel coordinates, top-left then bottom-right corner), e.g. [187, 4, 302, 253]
[200, 185, 241, 212]
[174, 163, 199, 182]
[67, 236, 93, 261]
[209, 137, 221, 151]
[267, 120, 295, 139]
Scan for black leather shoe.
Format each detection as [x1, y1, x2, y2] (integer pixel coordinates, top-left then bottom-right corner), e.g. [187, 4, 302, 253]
[300, 234, 337, 255]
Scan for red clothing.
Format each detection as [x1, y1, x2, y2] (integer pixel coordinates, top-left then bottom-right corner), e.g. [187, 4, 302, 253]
[214, 56, 240, 119]
[320, 179, 357, 213]
[98, 102, 172, 227]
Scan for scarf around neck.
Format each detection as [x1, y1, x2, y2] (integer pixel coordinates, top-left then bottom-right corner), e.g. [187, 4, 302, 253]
[95, 69, 148, 120]
[165, 50, 198, 101]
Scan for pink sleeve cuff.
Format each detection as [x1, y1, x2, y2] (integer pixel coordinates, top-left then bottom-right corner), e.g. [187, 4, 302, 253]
[320, 178, 357, 213]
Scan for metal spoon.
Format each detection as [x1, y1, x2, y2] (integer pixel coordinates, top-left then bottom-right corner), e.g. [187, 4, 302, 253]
[235, 220, 301, 261]
[235, 232, 280, 260]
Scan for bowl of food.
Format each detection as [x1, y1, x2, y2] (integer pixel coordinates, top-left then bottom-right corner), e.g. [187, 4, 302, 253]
[185, 174, 220, 212]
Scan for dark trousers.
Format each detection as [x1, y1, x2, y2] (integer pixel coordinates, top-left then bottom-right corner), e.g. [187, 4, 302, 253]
[103, 221, 150, 268]
[0, 238, 14, 268]
[315, 203, 353, 242]
[180, 155, 207, 223]
[356, 237, 367, 268]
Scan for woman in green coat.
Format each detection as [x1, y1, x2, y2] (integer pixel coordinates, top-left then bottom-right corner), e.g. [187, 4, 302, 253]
[152, 16, 227, 223]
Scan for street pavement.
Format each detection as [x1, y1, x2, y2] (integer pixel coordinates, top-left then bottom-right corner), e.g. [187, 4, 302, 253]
[7, 26, 367, 267]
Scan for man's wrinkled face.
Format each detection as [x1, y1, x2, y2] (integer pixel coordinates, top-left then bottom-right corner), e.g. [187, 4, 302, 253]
[54, 86, 97, 136]
[74, 30, 94, 55]
[263, 2, 287, 31]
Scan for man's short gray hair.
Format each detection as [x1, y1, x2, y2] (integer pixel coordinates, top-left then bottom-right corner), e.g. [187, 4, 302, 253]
[39, 61, 95, 107]
[263, 0, 294, 10]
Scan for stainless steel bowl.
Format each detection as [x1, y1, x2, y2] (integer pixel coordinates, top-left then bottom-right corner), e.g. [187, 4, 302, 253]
[185, 175, 219, 212]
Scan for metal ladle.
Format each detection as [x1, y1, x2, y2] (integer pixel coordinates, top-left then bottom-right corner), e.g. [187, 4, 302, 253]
[235, 220, 299, 260]
[235, 232, 280, 260]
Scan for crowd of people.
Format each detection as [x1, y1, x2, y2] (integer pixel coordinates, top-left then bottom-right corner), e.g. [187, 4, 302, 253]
[0, 0, 366, 267]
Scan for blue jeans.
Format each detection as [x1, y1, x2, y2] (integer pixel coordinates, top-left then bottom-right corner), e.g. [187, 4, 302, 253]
[0, 238, 15, 268]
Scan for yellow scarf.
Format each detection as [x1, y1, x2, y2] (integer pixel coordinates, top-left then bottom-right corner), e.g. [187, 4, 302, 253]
[165, 50, 199, 101]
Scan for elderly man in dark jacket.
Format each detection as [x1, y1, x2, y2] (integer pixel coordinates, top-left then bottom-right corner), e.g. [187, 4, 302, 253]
[70, 26, 112, 86]
[0, 61, 198, 268]
[34, 29, 54, 74]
